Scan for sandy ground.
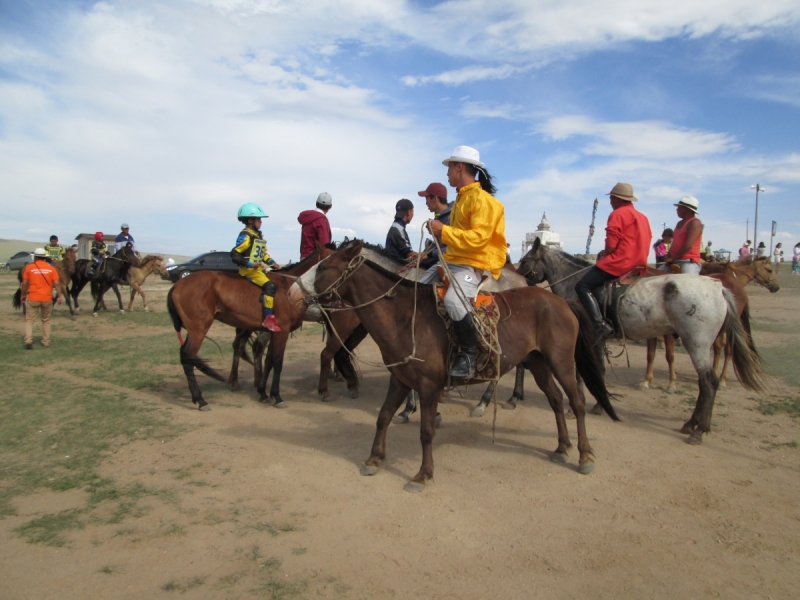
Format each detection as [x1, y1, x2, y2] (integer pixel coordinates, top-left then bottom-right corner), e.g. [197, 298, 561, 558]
[1, 272, 799, 599]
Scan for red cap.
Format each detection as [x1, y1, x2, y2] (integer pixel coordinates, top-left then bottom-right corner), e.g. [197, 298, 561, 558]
[417, 183, 447, 201]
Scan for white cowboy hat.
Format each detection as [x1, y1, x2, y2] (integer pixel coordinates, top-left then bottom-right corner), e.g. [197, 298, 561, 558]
[442, 145, 484, 167]
[674, 195, 699, 213]
[33, 247, 47, 257]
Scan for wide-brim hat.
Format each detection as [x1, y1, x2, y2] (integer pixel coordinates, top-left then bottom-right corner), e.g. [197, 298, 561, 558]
[442, 145, 484, 167]
[674, 195, 699, 213]
[607, 182, 637, 202]
[34, 247, 47, 257]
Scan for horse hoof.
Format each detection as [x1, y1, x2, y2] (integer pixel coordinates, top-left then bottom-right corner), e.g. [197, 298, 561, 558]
[349, 389, 359, 399]
[565, 409, 576, 420]
[666, 386, 677, 394]
[550, 452, 568, 464]
[679, 423, 694, 435]
[403, 481, 425, 493]
[273, 400, 288, 409]
[119, 310, 124, 313]
[718, 383, 727, 391]
[144, 308, 150, 312]
[578, 462, 595, 475]
[470, 405, 485, 418]
[198, 404, 211, 411]
[92, 313, 98, 317]
[637, 382, 650, 391]
[360, 464, 380, 476]
[685, 433, 703, 445]
[393, 414, 409, 424]
[258, 395, 269, 403]
[589, 403, 604, 416]
[322, 395, 337, 403]
[502, 401, 516, 410]
[435, 413, 442, 429]
[70, 316, 77, 321]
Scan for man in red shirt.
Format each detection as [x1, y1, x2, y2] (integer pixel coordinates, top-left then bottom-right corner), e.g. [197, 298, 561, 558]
[20, 248, 62, 349]
[298, 192, 333, 259]
[575, 182, 652, 339]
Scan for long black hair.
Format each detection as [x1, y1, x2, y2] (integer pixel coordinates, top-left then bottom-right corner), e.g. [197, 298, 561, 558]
[464, 163, 497, 195]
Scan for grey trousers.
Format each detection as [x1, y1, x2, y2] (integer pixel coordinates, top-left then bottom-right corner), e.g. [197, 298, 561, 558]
[423, 263, 480, 321]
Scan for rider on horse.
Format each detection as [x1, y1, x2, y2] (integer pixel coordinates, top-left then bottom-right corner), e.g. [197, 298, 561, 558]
[45, 235, 65, 264]
[428, 146, 507, 379]
[89, 231, 108, 278]
[230, 203, 282, 332]
[575, 182, 652, 340]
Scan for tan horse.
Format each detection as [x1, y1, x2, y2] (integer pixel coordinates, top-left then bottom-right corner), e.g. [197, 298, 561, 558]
[123, 255, 167, 311]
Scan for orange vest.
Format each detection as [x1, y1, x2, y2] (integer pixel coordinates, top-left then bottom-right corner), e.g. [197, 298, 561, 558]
[22, 260, 59, 302]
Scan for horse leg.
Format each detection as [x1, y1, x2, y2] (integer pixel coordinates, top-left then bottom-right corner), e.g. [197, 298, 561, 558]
[406, 382, 441, 493]
[227, 328, 248, 391]
[638, 338, 657, 391]
[362, 374, 412, 476]
[318, 340, 338, 401]
[60, 281, 76, 320]
[528, 356, 573, 464]
[664, 335, 677, 393]
[180, 334, 211, 410]
[508, 362, 525, 407]
[92, 283, 109, 316]
[471, 382, 494, 418]
[680, 347, 719, 444]
[719, 334, 733, 390]
[548, 353, 594, 473]
[252, 333, 268, 391]
[394, 391, 416, 423]
[265, 332, 289, 408]
[113, 283, 124, 312]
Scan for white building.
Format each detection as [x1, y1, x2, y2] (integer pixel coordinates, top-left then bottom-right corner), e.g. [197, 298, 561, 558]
[521, 213, 563, 256]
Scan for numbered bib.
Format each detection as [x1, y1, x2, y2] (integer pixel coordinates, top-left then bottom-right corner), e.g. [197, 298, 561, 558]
[248, 238, 267, 263]
[47, 246, 61, 259]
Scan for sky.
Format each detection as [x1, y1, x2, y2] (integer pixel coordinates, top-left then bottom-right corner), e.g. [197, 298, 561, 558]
[1, 0, 799, 262]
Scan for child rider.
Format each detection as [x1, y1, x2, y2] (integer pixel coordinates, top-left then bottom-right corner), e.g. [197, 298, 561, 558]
[230, 203, 282, 332]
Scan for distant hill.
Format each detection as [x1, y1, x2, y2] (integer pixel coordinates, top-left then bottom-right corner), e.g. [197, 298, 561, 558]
[0, 238, 191, 263]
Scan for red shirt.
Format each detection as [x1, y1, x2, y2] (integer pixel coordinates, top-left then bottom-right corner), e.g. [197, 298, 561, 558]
[672, 217, 702, 262]
[597, 202, 652, 276]
[22, 259, 59, 302]
[298, 209, 332, 259]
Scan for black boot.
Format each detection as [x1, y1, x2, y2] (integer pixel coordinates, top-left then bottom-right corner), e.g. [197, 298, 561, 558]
[449, 315, 478, 379]
[579, 292, 614, 341]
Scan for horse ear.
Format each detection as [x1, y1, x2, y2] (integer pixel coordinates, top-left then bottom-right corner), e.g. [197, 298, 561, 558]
[343, 240, 363, 258]
[533, 237, 541, 251]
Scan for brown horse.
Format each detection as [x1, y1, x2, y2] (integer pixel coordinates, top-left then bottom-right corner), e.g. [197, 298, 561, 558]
[312, 241, 618, 492]
[167, 246, 336, 410]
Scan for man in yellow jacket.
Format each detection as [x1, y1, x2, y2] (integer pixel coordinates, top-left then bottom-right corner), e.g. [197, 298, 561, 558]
[428, 145, 507, 378]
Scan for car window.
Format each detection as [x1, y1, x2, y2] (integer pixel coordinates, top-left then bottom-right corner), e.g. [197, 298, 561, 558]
[13, 251, 30, 258]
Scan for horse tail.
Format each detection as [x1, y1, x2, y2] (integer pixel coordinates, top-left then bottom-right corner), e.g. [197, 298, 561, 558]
[166, 287, 184, 344]
[179, 338, 227, 383]
[331, 323, 367, 383]
[570, 303, 620, 422]
[12, 288, 22, 309]
[722, 289, 767, 392]
[90, 280, 99, 302]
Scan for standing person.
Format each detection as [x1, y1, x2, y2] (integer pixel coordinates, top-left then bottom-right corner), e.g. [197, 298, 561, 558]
[20, 248, 62, 349]
[793, 243, 800, 275]
[662, 196, 703, 275]
[230, 203, 282, 332]
[428, 146, 507, 378]
[115, 223, 135, 253]
[417, 183, 452, 283]
[298, 193, 333, 259]
[756, 241, 767, 258]
[773, 242, 783, 273]
[701, 240, 714, 261]
[385, 199, 418, 262]
[89, 231, 108, 278]
[653, 228, 673, 265]
[45, 235, 65, 264]
[739, 240, 752, 258]
[575, 183, 652, 340]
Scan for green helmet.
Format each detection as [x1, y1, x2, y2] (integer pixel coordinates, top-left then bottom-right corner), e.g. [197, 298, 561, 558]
[237, 203, 268, 220]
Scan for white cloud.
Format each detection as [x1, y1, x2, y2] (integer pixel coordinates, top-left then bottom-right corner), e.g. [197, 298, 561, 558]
[402, 64, 526, 87]
[539, 116, 740, 159]
[747, 74, 800, 108]
[460, 102, 521, 119]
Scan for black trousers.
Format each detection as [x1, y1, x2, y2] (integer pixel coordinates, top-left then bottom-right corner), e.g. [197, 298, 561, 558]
[575, 265, 616, 305]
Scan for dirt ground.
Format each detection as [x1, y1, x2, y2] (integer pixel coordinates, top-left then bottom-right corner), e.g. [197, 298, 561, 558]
[1, 269, 799, 599]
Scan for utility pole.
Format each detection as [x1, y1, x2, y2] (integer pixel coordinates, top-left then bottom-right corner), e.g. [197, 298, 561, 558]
[746, 218, 749, 241]
[751, 184, 765, 251]
[585, 198, 599, 255]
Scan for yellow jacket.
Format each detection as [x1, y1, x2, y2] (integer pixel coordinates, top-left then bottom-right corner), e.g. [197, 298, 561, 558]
[441, 182, 507, 278]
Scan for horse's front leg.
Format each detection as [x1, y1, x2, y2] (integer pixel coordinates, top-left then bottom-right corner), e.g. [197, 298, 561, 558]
[406, 381, 441, 493]
[362, 373, 411, 476]
[227, 329, 247, 391]
[528, 355, 573, 464]
[113, 283, 124, 312]
[471, 382, 494, 418]
[508, 362, 525, 408]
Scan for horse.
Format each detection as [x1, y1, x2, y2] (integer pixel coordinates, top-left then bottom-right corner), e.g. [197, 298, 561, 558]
[90, 254, 168, 312]
[516, 240, 768, 444]
[71, 247, 136, 315]
[167, 247, 337, 410]
[291, 239, 528, 408]
[12, 247, 79, 319]
[311, 241, 618, 492]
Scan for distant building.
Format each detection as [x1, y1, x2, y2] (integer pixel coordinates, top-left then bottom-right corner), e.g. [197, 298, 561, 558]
[521, 213, 563, 257]
[74, 233, 118, 260]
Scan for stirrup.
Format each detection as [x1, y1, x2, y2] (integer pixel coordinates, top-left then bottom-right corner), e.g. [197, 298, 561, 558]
[448, 351, 475, 379]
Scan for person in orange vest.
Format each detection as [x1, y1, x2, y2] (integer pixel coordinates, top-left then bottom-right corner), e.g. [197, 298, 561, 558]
[20, 248, 62, 349]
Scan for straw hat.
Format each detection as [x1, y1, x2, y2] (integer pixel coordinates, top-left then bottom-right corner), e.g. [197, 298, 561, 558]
[607, 182, 637, 202]
[675, 195, 699, 213]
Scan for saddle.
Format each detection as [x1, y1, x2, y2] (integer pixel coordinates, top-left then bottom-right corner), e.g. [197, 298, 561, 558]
[592, 266, 651, 336]
[433, 280, 502, 382]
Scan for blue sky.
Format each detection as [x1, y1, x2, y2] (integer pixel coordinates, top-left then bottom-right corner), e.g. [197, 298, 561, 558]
[1, 0, 798, 261]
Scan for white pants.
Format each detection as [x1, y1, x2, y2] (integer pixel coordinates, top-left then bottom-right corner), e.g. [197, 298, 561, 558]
[424, 263, 480, 321]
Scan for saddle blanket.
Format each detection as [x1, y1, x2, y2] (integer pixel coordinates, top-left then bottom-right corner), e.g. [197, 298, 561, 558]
[433, 283, 502, 382]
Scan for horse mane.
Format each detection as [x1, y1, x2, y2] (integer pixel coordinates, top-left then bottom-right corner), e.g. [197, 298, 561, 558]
[547, 246, 594, 269]
[361, 240, 406, 263]
[361, 258, 433, 290]
[272, 243, 337, 273]
[137, 254, 163, 266]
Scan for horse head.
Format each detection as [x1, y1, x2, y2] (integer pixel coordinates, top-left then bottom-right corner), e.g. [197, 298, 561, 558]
[64, 247, 78, 274]
[517, 237, 548, 285]
[313, 240, 364, 302]
[751, 257, 780, 293]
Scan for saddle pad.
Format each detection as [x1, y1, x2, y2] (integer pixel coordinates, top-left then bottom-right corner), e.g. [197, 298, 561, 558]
[433, 283, 502, 382]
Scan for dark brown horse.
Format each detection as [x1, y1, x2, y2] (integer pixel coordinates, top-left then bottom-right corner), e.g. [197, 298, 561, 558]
[312, 242, 618, 492]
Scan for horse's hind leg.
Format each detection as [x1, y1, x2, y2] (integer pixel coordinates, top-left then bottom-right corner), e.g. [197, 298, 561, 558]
[113, 283, 124, 312]
[227, 329, 248, 391]
[180, 334, 210, 411]
[406, 381, 442, 493]
[363, 374, 412, 476]
[664, 335, 677, 393]
[527, 355, 573, 463]
[680, 343, 720, 444]
[638, 338, 657, 391]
